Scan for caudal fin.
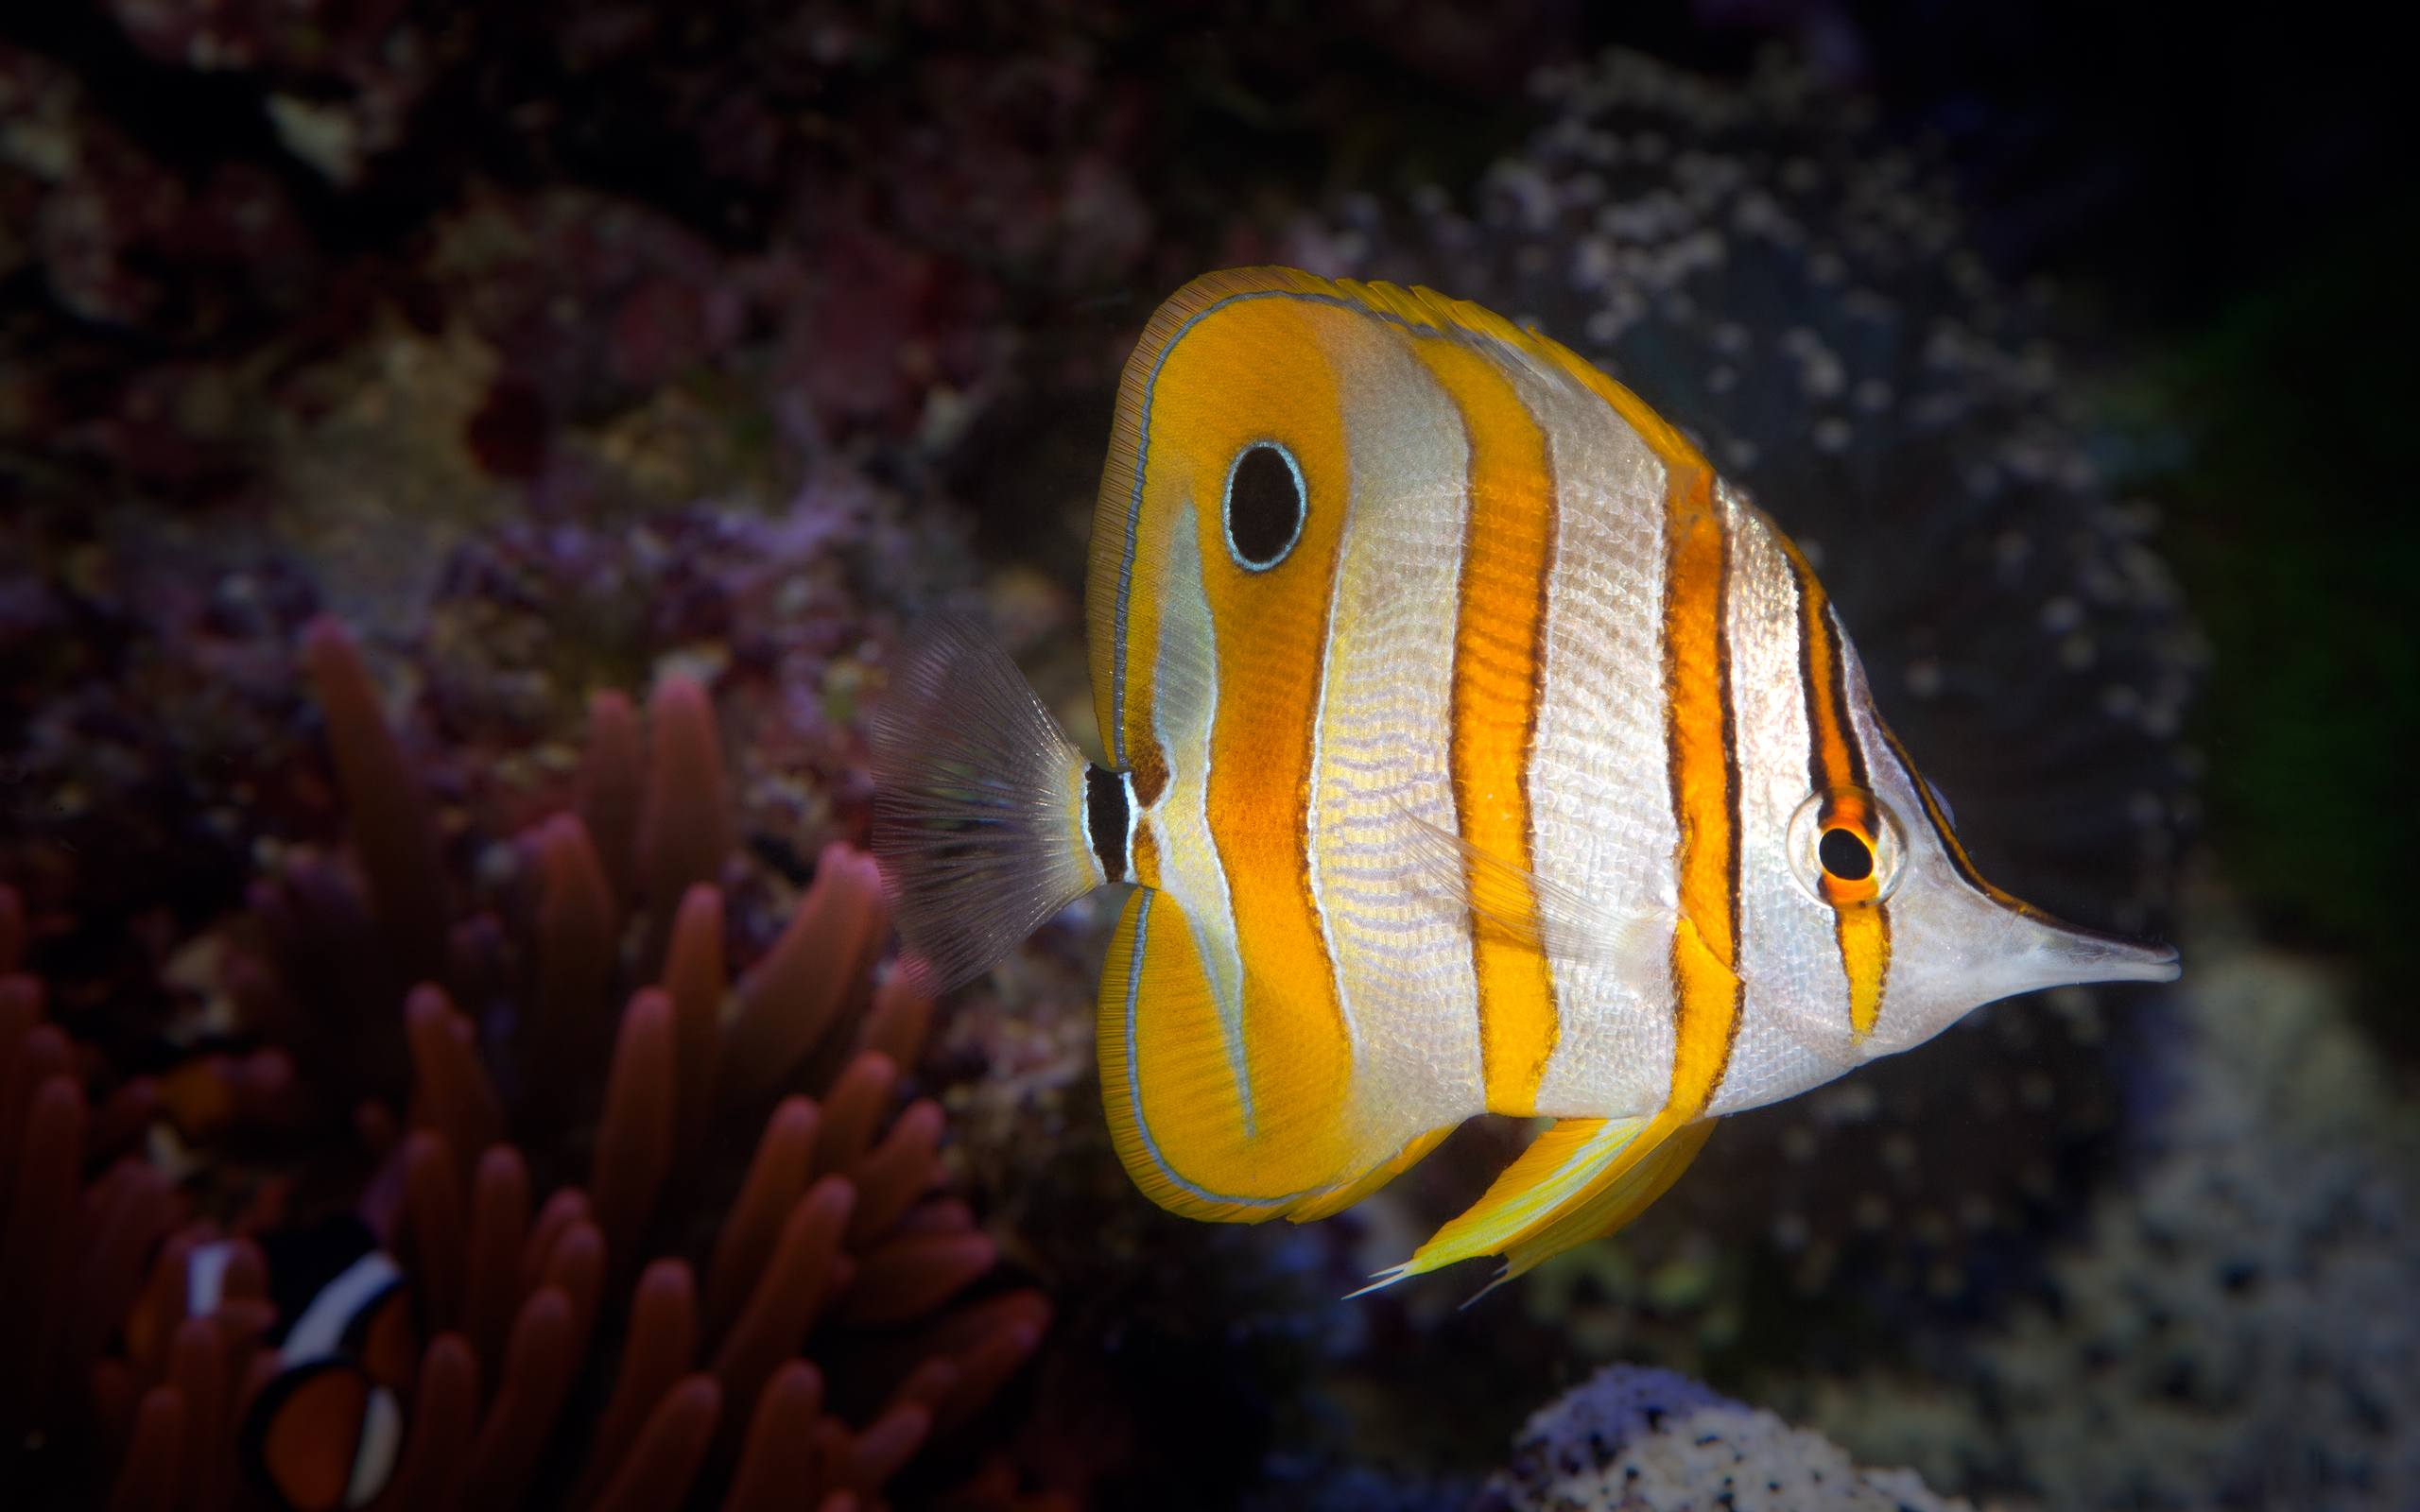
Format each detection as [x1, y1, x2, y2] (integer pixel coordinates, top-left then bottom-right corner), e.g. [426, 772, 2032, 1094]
[872, 620, 1105, 992]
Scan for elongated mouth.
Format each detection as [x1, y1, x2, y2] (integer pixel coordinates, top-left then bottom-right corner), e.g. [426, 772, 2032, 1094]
[2045, 928, 2182, 984]
[1999, 905, 2182, 992]
[1872, 719, 2181, 990]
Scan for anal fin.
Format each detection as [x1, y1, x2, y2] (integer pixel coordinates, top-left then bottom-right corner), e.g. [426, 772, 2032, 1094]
[1286, 1125, 1455, 1224]
[1351, 1109, 1716, 1298]
[1101, 888, 1461, 1225]
[1493, 1115, 1715, 1284]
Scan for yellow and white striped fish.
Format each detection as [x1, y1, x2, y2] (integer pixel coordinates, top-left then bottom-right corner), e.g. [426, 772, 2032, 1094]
[873, 267, 2180, 1291]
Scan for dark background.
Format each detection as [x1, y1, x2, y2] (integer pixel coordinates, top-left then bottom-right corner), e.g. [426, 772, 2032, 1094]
[3, 4, 2414, 1506]
[5, 0, 2408, 1015]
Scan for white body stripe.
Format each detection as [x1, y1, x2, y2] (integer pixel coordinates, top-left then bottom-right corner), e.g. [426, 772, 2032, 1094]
[1118, 770, 1140, 885]
[188, 1239, 236, 1320]
[1301, 364, 1364, 1091]
[1146, 518, 1256, 1130]
[1710, 485, 1851, 1111]
[285, 1250, 402, 1364]
[1305, 318, 1486, 1142]
[1516, 371, 1681, 1119]
[350, 1388, 403, 1506]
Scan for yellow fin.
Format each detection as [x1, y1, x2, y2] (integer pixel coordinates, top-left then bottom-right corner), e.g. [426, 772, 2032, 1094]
[1288, 272, 1713, 474]
[1098, 887, 1454, 1225]
[1351, 1109, 1713, 1297]
[1492, 1116, 1717, 1285]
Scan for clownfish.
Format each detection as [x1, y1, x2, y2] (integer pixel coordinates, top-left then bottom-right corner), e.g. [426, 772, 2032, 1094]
[199, 1217, 418, 1510]
[873, 267, 2179, 1291]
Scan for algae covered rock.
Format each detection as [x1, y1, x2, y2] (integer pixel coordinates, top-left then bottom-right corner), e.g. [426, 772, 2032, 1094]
[1788, 891, 2420, 1509]
[1480, 1365, 1971, 1512]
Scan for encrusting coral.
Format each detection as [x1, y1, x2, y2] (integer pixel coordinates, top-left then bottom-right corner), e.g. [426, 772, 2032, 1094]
[1477, 1364, 1969, 1512]
[2, 617, 1059, 1510]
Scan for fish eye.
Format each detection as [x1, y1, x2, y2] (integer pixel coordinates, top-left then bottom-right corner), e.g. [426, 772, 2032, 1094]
[1819, 826, 1873, 882]
[1787, 788, 1906, 907]
[1223, 440, 1306, 571]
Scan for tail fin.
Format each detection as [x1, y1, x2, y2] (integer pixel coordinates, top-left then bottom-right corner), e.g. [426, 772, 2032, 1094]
[872, 620, 1107, 993]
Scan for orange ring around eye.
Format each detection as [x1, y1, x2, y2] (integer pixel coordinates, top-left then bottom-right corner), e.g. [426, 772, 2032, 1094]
[1816, 792, 1881, 903]
[1786, 787, 1906, 909]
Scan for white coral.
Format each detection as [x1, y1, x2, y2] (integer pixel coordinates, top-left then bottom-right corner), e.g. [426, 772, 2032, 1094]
[1481, 1365, 1973, 1512]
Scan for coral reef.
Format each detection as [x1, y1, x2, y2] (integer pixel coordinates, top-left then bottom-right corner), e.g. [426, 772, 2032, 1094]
[0, 509, 325, 1020]
[407, 481, 994, 864]
[1782, 886, 2420, 1509]
[1478, 1364, 1969, 1512]
[0, 2, 1174, 523]
[0, 38, 320, 492]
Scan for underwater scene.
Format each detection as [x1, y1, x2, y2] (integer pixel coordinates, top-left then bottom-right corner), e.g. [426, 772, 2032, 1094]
[2, 3, 2411, 1509]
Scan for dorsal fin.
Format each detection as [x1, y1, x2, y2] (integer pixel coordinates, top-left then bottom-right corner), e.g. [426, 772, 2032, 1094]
[1303, 275, 1704, 463]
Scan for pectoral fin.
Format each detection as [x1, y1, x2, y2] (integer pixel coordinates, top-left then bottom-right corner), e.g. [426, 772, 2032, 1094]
[1393, 803, 1668, 979]
[1351, 1108, 1717, 1298]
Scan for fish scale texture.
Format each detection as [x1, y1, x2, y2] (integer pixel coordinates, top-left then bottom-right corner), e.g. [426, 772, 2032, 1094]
[1478, 1365, 1968, 1512]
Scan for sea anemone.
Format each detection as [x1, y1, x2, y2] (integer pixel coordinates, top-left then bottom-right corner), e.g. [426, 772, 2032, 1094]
[3, 612, 1061, 1509]
[1, 888, 221, 1506]
[253, 617, 1055, 1507]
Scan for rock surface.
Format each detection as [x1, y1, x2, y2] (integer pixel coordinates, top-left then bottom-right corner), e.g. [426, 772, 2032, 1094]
[1479, 1364, 1971, 1512]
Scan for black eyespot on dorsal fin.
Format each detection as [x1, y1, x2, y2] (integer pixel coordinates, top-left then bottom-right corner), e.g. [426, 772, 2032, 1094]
[1224, 441, 1305, 571]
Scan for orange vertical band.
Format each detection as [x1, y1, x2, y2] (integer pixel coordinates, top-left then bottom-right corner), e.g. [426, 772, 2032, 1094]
[1421, 342, 1563, 1114]
[1661, 463, 1742, 1116]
